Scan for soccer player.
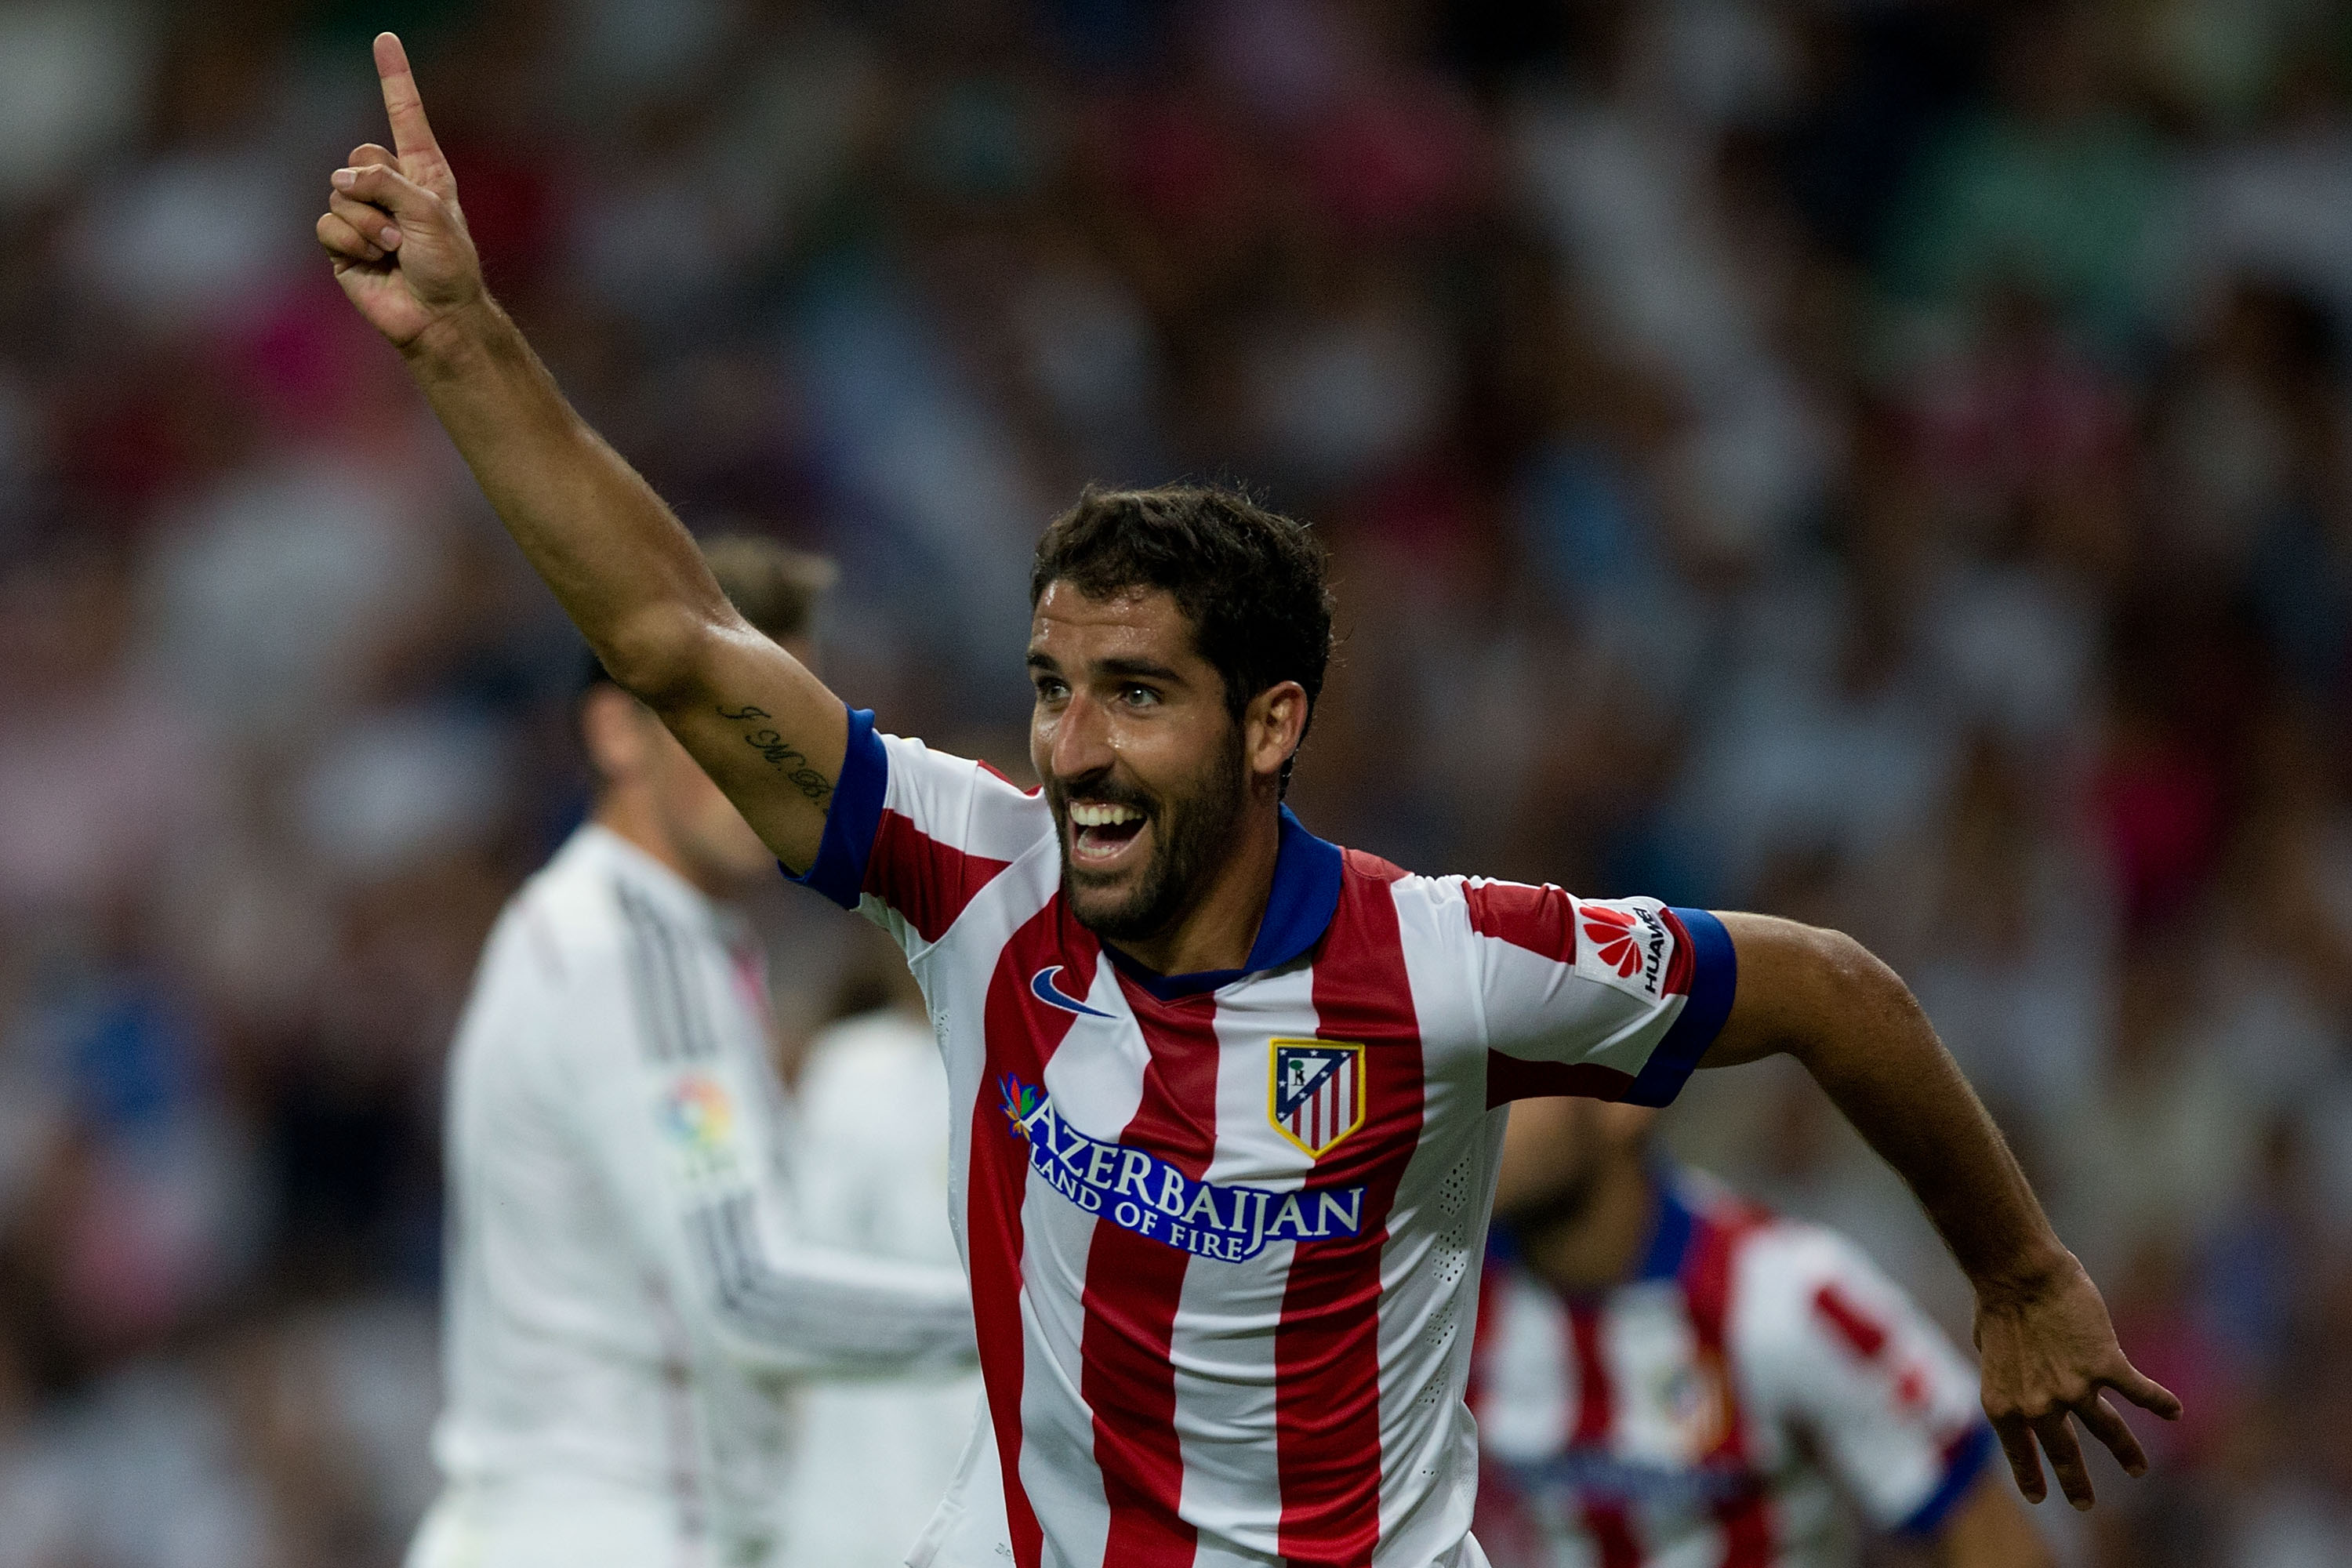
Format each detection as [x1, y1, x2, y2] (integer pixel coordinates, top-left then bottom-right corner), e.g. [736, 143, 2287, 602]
[406, 537, 977, 1568]
[321, 35, 2177, 1568]
[1470, 1096, 2053, 1568]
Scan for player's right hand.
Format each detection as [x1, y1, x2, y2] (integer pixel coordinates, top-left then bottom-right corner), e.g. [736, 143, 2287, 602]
[317, 32, 483, 351]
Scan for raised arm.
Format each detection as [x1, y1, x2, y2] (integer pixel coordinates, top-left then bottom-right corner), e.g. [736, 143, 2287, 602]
[318, 33, 841, 871]
[1699, 912, 2180, 1512]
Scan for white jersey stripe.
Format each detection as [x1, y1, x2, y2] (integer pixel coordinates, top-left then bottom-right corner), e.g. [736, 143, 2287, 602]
[1168, 963, 1320, 1555]
[1011, 953, 1153, 1568]
[1376, 875, 1504, 1563]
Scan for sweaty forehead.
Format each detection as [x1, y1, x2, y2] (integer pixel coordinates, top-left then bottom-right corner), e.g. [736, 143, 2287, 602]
[1028, 582, 1200, 666]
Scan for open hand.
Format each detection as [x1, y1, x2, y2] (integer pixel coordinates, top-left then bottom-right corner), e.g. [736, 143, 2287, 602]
[1974, 1249, 2183, 1509]
[316, 33, 483, 350]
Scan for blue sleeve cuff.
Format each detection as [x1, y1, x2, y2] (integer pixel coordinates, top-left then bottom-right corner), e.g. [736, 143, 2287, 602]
[1896, 1422, 1997, 1538]
[1620, 906, 1737, 1109]
[785, 706, 886, 910]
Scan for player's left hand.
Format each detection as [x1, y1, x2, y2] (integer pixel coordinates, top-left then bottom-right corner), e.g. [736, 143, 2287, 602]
[1972, 1248, 2181, 1510]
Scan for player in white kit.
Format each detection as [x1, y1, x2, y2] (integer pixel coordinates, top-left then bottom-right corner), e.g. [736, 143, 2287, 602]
[325, 39, 2179, 1568]
[779, 985, 990, 1568]
[1470, 1097, 2053, 1568]
[405, 540, 977, 1568]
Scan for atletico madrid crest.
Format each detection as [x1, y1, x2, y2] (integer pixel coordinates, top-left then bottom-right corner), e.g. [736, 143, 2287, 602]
[1269, 1039, 1367, 1158]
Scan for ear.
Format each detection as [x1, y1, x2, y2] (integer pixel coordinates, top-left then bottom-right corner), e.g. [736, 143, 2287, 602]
[1243, 681, 1310, 786]
[580, 684, 654, 786]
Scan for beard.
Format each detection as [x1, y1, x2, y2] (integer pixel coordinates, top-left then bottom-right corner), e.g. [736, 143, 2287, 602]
[1050, 726, 1249, 950]
[1514, 1157, 1610, 1236]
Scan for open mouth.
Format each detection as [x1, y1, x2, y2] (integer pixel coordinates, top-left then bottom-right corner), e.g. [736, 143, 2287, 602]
[1067, 800, 1150, 868]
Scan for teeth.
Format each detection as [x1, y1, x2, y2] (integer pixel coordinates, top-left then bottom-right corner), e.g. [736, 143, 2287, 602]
[1069, 802, 1142, 827]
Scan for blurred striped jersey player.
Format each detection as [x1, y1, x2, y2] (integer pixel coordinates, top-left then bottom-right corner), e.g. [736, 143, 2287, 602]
[1470, 1098, 2051, 1568]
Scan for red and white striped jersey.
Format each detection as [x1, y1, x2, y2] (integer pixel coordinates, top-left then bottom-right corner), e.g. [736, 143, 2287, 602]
[790, 712, 1739, 1568]
[1468, 1174, 1996, 1568]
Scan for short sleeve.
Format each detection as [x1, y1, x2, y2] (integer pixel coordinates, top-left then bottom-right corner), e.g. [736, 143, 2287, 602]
[1467, 884, 1736, 1109]
[788, 708, 1052, 948]
[1737, 1228, 1996, 1537]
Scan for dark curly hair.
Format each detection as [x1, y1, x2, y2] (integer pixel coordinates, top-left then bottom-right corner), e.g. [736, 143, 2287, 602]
[1029, 485, 1335, 789]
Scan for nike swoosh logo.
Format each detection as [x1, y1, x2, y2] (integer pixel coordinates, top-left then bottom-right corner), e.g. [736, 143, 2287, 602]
[1031, 965, 1111, 1018]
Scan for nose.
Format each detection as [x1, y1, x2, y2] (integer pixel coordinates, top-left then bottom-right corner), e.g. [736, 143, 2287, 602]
[1046, 688, 1116, 783]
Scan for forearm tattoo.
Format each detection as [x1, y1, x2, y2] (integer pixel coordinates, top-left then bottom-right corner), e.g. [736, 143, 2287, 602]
[716, 705, 833, 807]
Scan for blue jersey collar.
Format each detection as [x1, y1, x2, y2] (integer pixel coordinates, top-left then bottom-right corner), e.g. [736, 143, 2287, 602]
[1103, 805, 1344, 1001]
[1634, 1166, 1697, 1282]
[1486, 1163, 1697, 1294]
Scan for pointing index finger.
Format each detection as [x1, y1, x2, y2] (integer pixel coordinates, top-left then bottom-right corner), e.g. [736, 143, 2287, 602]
[372, 32, 440, 162]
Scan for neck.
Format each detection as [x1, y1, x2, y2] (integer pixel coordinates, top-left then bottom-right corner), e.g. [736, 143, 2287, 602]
[1109, 796, 1285, 977]
[593, 789, 724, 900]
[1521, 1154, 1660, 1296]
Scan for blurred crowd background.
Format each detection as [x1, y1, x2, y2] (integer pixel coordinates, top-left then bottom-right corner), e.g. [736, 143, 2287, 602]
[3, 0, 2352, 1563]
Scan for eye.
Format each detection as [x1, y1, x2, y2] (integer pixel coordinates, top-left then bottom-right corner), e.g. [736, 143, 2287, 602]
[1033, 676, 1069, 704]
[1118, 684, 1160, 709]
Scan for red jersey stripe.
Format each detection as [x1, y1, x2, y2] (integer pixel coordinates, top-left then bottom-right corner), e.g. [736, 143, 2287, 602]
[1566, 1304, 1642, 1568]
[1076, 975, 1224, 1568]
[1566, 1305, 1610, 1445]
[1813, 1280, 1893, 1361]
[971, 902, 1091, 1568]
[1461, 880, 1576, 962]
[1655, 906, 1697, 998]
[1681, 1200, 1774, 1568]
[863, 809, 1011, 945]
[1276, 851, 1425, 1567]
